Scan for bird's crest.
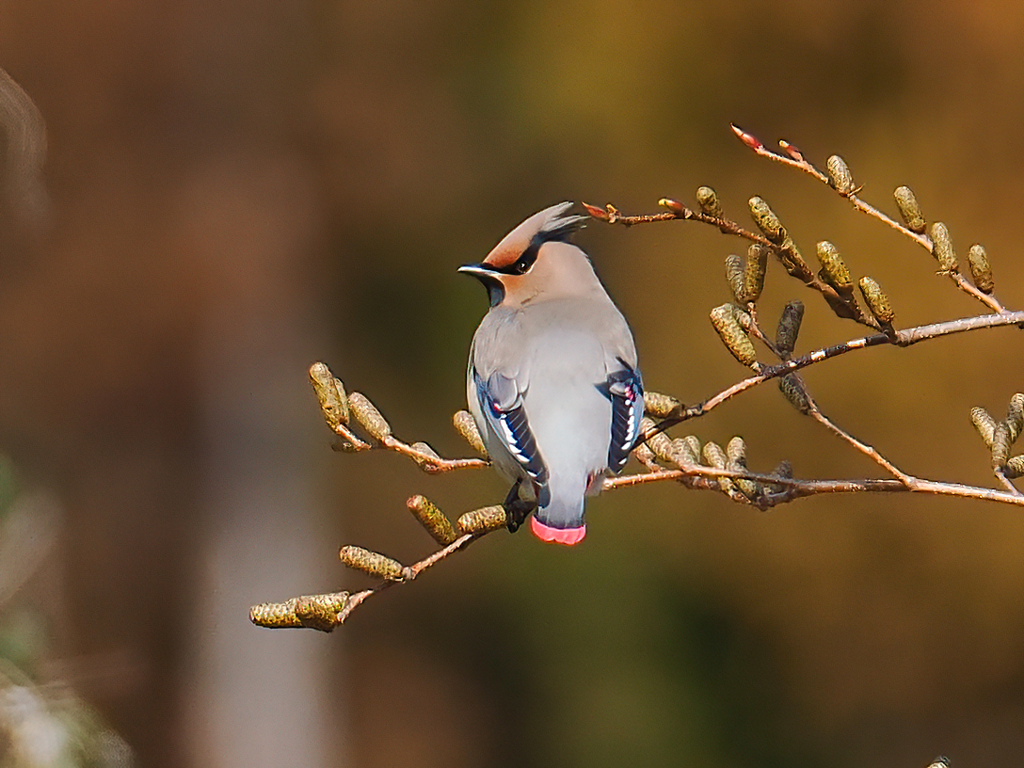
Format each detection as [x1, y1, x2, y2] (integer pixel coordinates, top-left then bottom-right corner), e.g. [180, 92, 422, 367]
[482, 201, 586, 270]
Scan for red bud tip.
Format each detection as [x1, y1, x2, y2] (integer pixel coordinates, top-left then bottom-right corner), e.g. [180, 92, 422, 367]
[779, 139, 804, 161]
[581, 202, 610, 221]
[731, 124, 762, 150]
[658, 197, 685, 214]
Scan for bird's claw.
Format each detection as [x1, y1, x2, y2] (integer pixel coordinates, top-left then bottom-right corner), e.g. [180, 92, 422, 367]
[502, 481, 536, 533]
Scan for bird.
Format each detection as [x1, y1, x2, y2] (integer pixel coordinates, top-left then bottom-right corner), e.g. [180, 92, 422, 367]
[459, 202, 643, 545]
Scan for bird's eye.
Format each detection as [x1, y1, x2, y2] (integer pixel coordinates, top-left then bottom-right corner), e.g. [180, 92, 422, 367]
[502, 244, 538, 276]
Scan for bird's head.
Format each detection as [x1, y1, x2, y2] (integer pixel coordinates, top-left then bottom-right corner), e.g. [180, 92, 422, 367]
[459, 202, 598, 308]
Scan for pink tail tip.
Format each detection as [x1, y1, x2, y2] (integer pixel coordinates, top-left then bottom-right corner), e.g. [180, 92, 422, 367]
[530, 517, 586, 546]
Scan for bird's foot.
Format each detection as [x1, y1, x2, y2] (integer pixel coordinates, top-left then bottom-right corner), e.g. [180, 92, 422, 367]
[502, 481, 537, 533]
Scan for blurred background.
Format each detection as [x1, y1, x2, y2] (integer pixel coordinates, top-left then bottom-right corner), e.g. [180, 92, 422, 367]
[1, 0, 1023, 766]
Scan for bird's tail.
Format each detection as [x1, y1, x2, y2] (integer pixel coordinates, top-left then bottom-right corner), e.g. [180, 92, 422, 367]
[531, 516, 586, 545]
[531, 486, 587, 546]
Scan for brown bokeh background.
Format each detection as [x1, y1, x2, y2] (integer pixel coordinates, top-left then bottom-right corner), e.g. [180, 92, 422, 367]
[1, 1, 1023, 766]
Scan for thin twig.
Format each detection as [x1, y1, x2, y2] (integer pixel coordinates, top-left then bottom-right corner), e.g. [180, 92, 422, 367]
[330, 413, 489, 472]
[994, 468, 1024, 498]
[381, 436, 489, 472]
[335, 531, 483, 623]
[745, 308, 784, 359]
[806, 400, 914, 485]
[586, 199, 878, 328]
[730, 124, 1006, 314]
[648, 310, 1024, 436]
[251, 531, 488, 631]
[603, 454, 1024, 507]
[332, 422, 370, 450]
[603, 468, 686, 489]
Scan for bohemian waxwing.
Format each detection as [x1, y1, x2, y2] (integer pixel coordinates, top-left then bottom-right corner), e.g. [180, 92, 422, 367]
[459, 202, 643, 545]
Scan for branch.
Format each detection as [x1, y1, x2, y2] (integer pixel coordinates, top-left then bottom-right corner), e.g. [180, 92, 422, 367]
[602, 439, 1024, 508]
[583, 198, 881, 329]
[308, 362, 489, 473]
[252, 126, 1024, 631]
[648, 310, 1024, 434]
[252, 411, 1024, 633]
[252, 363, 1024, 633]
[729, 123, 1006, 314]
[255, 317, 1023, 631]
[250, 530, 486, 632]
[253, 317, 1024, 633]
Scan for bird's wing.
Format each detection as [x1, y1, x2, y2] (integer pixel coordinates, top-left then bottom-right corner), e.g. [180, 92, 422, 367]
[473, 368, 549, 489]
[604, 359, 644, 473]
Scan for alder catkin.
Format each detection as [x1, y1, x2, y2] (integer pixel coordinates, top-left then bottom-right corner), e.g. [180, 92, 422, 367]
[967, 244, 994, 294]
[970, 406, 996, 448]
[725, 254, 746, 303]
[407, 495, 458, 545]
[991, 423, 1011, 468]
[457, 506, 508, 534]
[894, 186, 926, 233]
[826, 155, 854, 194]
[453, 410, 488, 457]
[815, 241, 852, 291]
[643, 391, 682, 418]
[710, 304, 759, 370]
[726, 436, 747, 467]
[1005, 455, 1024, 479]
[858, 276, 895, 326]
[777, 238, 814, 282]
[293, 593, 350, 632]
[726, 436, 760, 499]
[743, 244, 769, 303]
[779, 374, 811, 415]
[250, 600, 305, 629]
[929, 222, 959, 273]
[772, 460, 793, 479]
[696, 186, 723, 218]
[1006, 393, 1024, 443]
[640, 418, 674, 464]
[309, 362, 350, 429]
[410, 442, 441, 471]
[767, 460, 793, 494]
[702, 441, 727, 469]
[339, 546, 406, 581]
[749, 197, 787, 244]
[671, 436, 701, 466]
[348, 392, 392, 443]
[775, 300, 805, 359]
[701, 441, 734, 493]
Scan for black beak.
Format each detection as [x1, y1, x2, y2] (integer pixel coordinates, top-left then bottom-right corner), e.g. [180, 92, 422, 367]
[458, 263, 504, 307]
[457, 263, 497, 278]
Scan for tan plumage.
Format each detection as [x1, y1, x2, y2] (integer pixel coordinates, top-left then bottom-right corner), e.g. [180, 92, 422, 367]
[459, 202, 643, 545]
